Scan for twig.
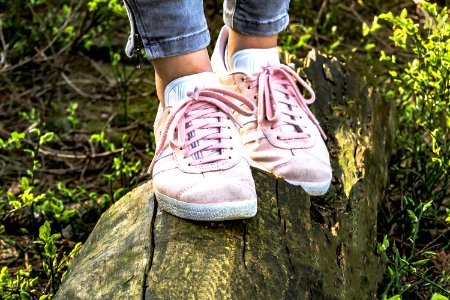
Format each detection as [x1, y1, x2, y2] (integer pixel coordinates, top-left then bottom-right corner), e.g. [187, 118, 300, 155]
[338, 3, 395, 53]
[37, 146, 123, 160]
[421, 228, 450, 252]
[61, 72, 103, 99]
[0, 16, 8, 66]
[313, 0, 329, 45]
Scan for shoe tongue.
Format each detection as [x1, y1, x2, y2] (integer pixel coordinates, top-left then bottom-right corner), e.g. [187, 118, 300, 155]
[230, 47, 280, 74]
[164, 72, 224, 162]
[164, 72, 221, 106]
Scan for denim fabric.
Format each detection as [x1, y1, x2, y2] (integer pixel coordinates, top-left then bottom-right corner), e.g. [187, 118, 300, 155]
[223, 0, 290, 37]
[124, 0, 290, 60]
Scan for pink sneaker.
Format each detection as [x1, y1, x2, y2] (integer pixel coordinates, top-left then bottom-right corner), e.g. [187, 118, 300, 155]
[211, 26, 332, 196]
[148, 73, 257, 221]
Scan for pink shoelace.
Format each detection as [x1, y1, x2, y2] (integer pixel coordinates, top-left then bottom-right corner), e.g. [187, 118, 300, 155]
[244, 64, 327, 141]
[148, 87, 255, 173]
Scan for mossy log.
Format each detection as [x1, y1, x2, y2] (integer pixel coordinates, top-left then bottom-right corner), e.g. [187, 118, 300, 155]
[55, 51, 395, 300]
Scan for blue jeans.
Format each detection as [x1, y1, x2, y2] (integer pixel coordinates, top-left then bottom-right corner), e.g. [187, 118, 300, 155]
[124, 0, 290, 60]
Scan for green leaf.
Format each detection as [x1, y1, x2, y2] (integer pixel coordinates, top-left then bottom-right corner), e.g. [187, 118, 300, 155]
[62, 4, 71, 15]
[407, 209, 418, 222]
[113, 188, 125, 200]
[7, 192, 16, 202]
[329, 40, 340, 51]
[29, 128, 40, 137]
[412, 259, 429, 266]
[29, 277, 39, 287]
[20, 291, 32, 300]
[21, 177, 29, 190]
[383, 235, 389, 248]
[39, 132, 55, 145]
[377, 235, 390, 254]
[8, 131, 25, 148]
[10, 200, 22, 209]
[39, 221, 51, 241]
[380, 50, 389, 62]
[379, 12, 394, 22]
[44, 242, 57, 257]
[49, 233, 61, 241]
[371, 16, 382, 32]
[365, 43, 376, 51]
[1, 266, 11, 281]
[431, 293, 449, 300]
[422, 200, 433, 212]
[70, 242, 83, 257]
[400, 8, 408, 19]
[24, 148, 35, 158]
[42, 261, 50, 275]
[423, 2, 438, 16]
[362, 23, 370, 37]
[62, 209, 76, 221]
[389, 70, 398, 77]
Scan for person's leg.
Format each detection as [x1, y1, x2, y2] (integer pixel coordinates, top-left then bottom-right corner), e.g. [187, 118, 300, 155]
[153, 50, 212, 104]
[227, 31, 277, 59]
[211, 1, 332, 196]
[124, 0, 212, 105]
[223, 0, 289, 67]
[124, 0, 257, 221]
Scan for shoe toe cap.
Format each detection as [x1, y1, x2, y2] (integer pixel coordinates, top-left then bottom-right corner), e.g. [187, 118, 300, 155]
[273, 155, 332, 183]
[179, 177, 256, 204]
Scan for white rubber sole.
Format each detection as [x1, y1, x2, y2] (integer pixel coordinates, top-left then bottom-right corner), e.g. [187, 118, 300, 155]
[155, 191, 257, 221]
[284, 179, 331, 196]
[248, 159, 331, 196]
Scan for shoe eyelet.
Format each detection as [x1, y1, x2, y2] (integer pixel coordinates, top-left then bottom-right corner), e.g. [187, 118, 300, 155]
[228, 156, 232, 159]
[247, 86, 251, 89]
[276, 136, 280, 140]
[254, 96, 257, 99]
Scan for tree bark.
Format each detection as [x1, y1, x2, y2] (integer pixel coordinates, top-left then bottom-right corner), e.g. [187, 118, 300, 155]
[55, 51, 395, 300]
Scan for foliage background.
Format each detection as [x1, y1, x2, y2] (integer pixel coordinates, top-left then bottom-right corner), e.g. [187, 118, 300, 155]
[0, 0, 448, 299]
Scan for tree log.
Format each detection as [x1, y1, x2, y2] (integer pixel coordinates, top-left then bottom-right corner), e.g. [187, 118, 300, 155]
[55, 51, 395, 300]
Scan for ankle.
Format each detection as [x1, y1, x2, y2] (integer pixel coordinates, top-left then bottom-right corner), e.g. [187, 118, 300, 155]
[227, 28, 278, 68]
[153, 49, 212, 106]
